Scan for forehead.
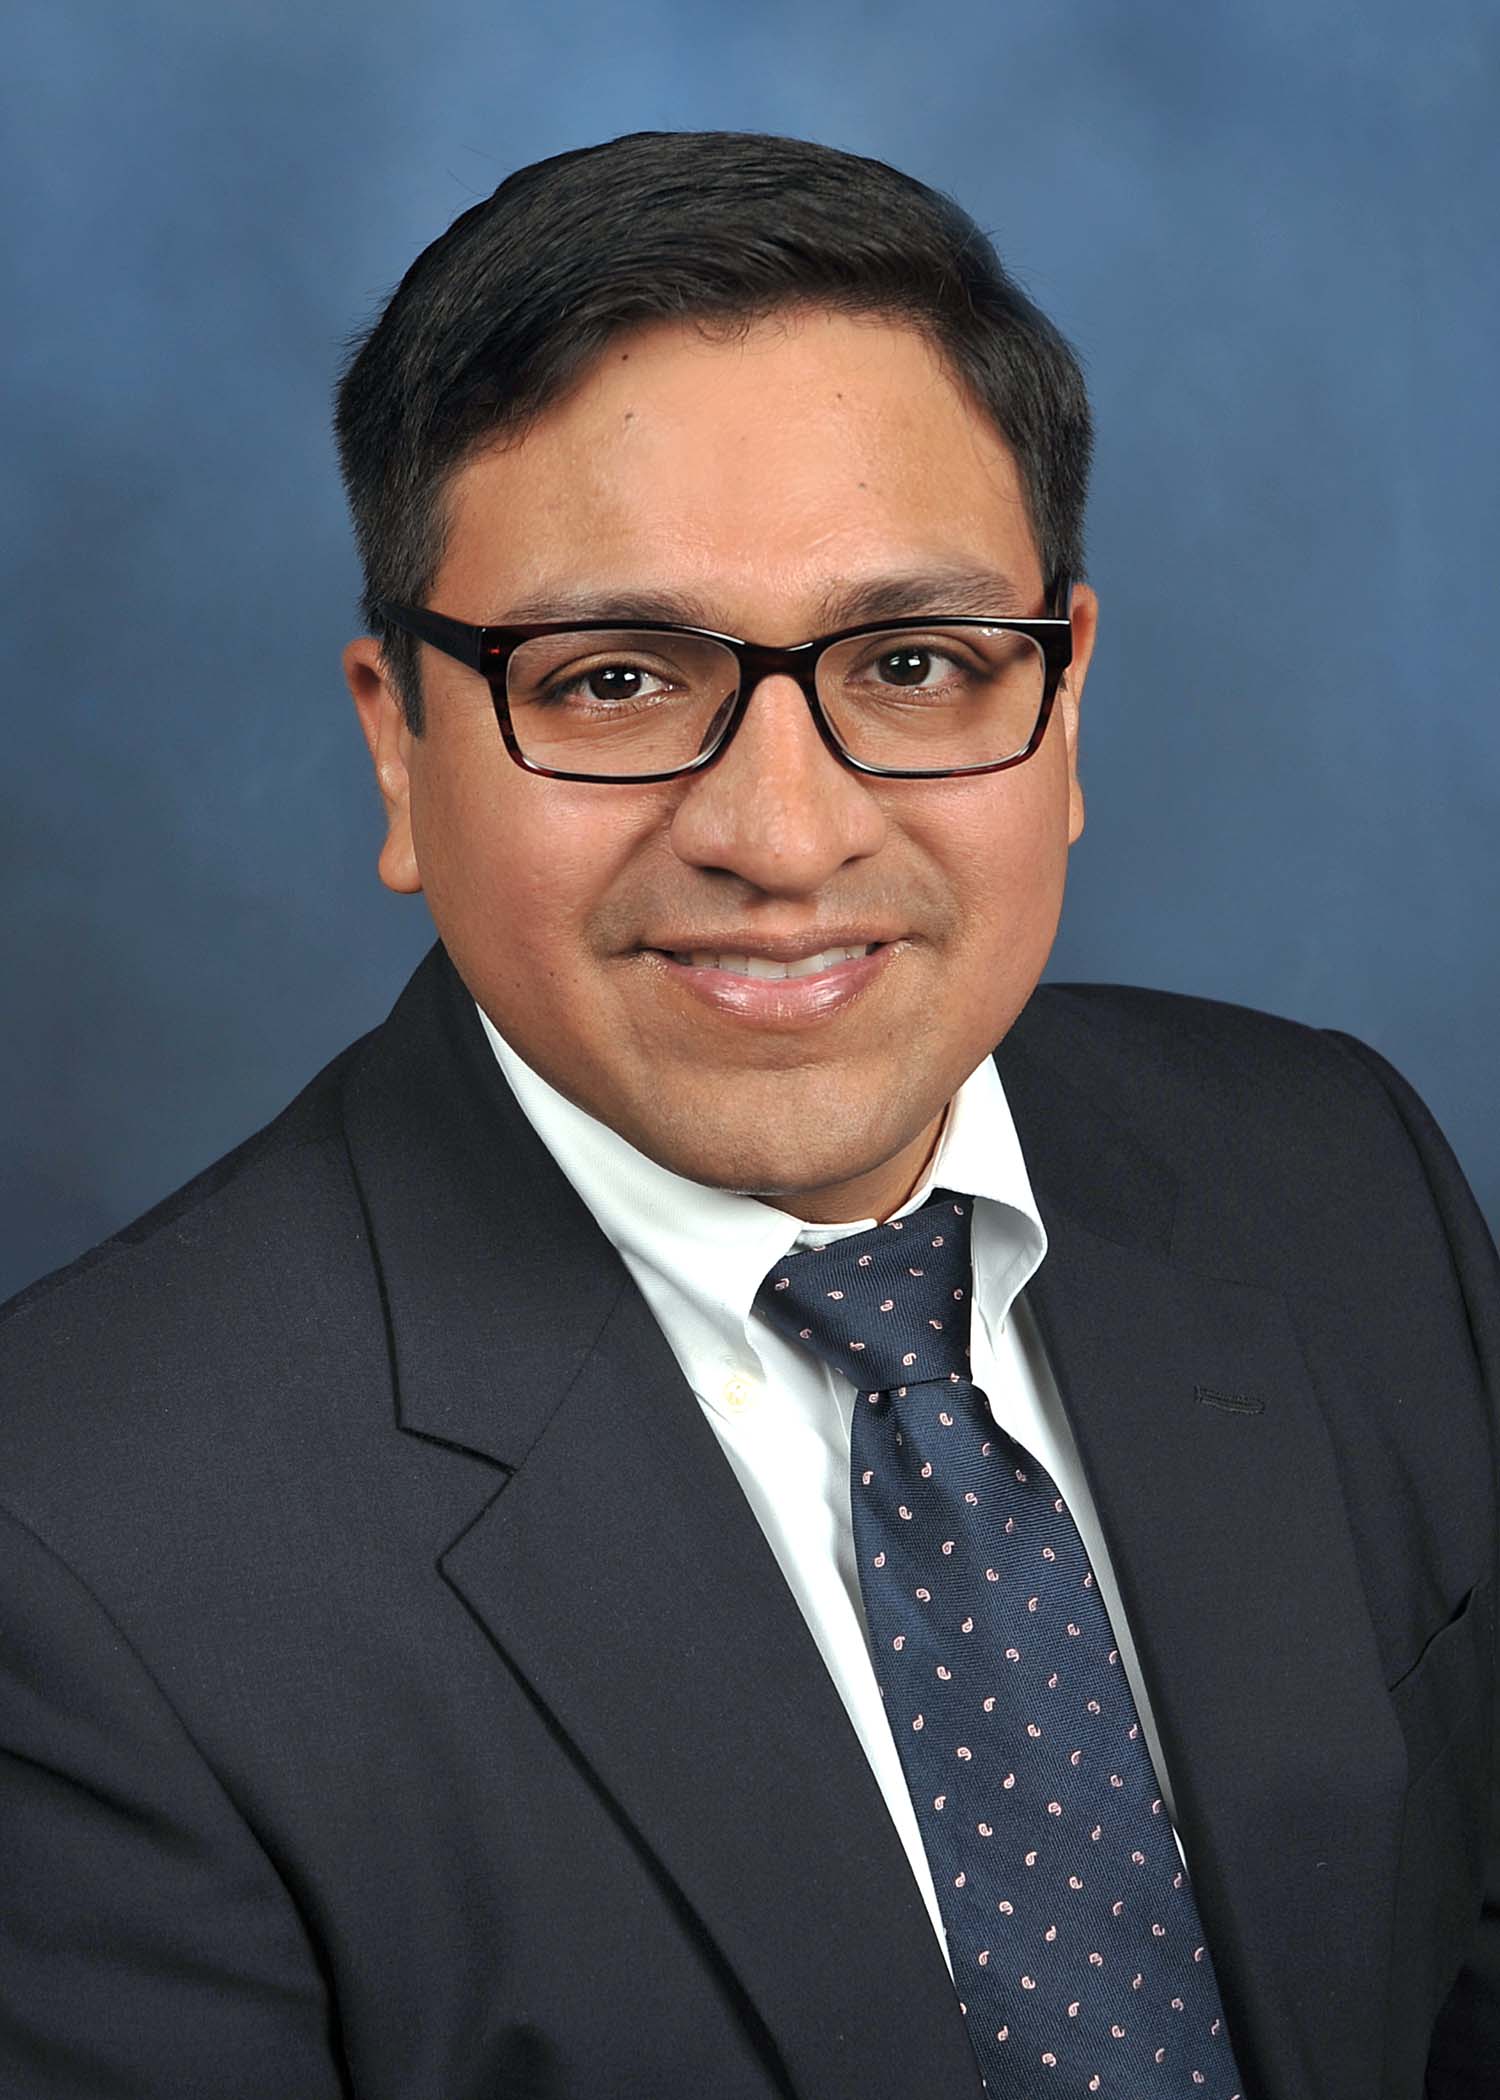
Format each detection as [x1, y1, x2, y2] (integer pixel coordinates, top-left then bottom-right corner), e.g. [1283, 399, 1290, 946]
[436, 308, 1043, 632]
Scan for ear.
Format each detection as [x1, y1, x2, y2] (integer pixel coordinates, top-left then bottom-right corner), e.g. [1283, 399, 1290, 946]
[344, 637, 423, 895]
[1057, 582, 1098, 847]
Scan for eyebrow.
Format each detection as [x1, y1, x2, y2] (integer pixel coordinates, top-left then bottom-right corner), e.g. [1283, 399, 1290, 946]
[491, 564, 1034, 633]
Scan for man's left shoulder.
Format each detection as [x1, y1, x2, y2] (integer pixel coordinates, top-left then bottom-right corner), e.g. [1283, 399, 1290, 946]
[1006, 981, 1498, 1320]
[1015, 979, 1395, 1119]
[1013, 980, 1446, 1175]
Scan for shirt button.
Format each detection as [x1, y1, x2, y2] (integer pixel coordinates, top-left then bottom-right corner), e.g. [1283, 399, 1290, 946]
[722, 1374, 756, 1412]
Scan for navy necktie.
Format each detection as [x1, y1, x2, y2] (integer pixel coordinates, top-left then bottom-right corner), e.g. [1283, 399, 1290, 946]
[755, 1193, 1245, 2097]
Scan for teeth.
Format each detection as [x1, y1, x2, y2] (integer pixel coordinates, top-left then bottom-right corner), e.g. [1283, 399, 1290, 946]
[683, 944, 874, 978]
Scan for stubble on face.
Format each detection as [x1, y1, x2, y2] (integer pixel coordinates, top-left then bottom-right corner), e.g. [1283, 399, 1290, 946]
[368, 308, 1091, 1220]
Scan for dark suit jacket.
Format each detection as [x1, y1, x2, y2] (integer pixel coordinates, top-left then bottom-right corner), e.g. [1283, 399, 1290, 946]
[2, 943, 1497, 2099]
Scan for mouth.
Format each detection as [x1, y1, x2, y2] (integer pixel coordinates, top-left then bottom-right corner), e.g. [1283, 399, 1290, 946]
[640, 938, 899, 1026]
[659, 941, 882, 980]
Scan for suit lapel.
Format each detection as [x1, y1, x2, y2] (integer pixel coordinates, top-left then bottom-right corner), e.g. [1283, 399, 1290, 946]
[343, 946, 982, 2100]
[999, 1027, 1406, 2100]
[441, 1285, 983, 2099]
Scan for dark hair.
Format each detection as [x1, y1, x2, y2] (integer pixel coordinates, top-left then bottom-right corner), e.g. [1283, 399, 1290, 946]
[335, 130, 1092, 731]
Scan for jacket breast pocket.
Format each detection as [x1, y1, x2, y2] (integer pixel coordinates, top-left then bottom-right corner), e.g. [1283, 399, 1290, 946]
[1386, 1575, 1493, 1790]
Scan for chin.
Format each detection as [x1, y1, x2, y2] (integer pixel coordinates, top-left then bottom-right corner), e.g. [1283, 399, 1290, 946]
[628, 1104, 929, 1213]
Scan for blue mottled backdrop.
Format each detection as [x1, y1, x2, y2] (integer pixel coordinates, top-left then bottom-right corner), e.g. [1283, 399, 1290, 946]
[3, 0, 1497, 1294]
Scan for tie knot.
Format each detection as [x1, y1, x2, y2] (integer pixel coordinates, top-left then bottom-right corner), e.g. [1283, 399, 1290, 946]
[755, 1193, 974, 1393]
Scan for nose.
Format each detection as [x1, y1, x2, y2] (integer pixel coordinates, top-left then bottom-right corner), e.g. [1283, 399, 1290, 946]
[667, 671, 887, 894]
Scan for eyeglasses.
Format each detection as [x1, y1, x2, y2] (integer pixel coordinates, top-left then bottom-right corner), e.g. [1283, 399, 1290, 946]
[374, 586, 1074, 784]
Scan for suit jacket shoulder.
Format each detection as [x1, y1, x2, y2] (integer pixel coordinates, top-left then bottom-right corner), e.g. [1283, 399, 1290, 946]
[1009, 979, 1498, 1313]
[0, 1028, 382, 1539]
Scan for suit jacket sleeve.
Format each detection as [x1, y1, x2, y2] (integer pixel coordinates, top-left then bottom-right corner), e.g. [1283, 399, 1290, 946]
[1326, 1031, 1500, 2093]
[0, 1499, 348, 2097]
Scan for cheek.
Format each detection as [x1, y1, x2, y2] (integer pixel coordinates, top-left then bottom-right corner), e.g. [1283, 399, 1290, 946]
[409, 742, 661, 982]
[929, 760, 1073, 943]
[409, 741, 522, 930]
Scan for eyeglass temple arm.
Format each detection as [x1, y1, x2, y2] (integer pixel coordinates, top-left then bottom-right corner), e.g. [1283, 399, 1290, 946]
[373, 600, 486, 673]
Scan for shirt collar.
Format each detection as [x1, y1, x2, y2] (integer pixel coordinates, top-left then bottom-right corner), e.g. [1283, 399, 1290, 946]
[476, 1005, 1046, 1371]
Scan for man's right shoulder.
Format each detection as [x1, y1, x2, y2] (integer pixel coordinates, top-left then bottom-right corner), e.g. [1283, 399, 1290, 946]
[0, 1025, 383, 1490]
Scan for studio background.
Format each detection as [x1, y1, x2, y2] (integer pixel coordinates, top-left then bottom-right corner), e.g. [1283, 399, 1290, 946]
[4, 0, 1496, 1301]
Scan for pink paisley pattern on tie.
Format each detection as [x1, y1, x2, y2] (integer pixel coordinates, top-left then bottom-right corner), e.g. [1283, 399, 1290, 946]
[757, 1196, 1244, 2099]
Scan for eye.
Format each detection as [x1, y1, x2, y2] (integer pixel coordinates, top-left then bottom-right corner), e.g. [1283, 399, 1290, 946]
[538, 657, 680, 709]
[868, 643, 959, 689]
[842, 634, 985, 698]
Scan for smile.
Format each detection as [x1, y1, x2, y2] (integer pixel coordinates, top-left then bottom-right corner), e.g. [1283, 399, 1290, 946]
[648, 941, 898, 1027]
[666, 943, 880, 980]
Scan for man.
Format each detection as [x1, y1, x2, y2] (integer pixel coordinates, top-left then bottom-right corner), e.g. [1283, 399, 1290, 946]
[1, 130, 1496, 2099]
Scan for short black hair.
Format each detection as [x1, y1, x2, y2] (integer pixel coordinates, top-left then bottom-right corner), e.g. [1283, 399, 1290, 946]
[335, 130, 1092, 732]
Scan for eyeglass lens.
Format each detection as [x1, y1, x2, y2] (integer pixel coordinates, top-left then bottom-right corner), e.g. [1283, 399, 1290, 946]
[503, 626, 1048, 776]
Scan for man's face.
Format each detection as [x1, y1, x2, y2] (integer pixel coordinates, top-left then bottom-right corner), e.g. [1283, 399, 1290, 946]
[347, 308, 1096, 1222]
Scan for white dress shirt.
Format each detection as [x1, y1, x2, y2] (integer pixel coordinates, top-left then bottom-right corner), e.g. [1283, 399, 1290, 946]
[478, 1007, 1180, 1967]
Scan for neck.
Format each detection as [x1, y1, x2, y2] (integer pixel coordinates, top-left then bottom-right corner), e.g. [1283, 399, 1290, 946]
[758, 1108, 949, 1226]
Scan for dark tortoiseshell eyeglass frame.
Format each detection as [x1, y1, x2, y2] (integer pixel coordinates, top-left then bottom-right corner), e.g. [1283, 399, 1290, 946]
[373, 578, 1075, 784]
